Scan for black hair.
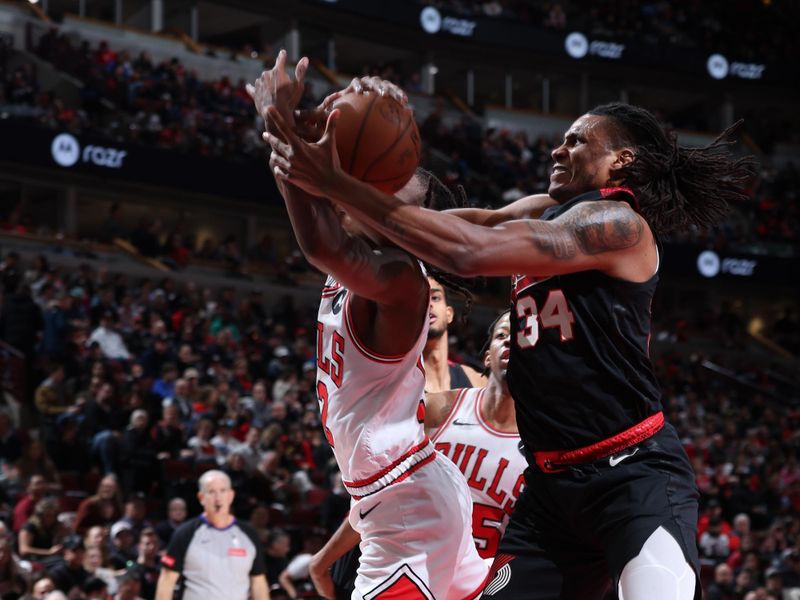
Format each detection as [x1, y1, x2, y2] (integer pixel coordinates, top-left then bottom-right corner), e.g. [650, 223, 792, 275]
[479, 309, 511, 377]
[588, 102, 758, 236]
[414, 168, 477, 319]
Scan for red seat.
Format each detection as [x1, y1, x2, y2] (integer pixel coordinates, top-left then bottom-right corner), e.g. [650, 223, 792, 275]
[162, 459, 194, 481]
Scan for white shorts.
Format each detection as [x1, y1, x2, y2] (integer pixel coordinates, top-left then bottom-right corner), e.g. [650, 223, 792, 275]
[349, 452, 488, 599]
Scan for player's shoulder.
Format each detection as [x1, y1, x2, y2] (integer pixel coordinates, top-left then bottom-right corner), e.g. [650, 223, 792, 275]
[172, 516, 204, 538]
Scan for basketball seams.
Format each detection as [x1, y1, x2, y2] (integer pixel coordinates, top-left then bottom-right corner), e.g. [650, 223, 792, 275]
[348, 93, 379, 178]
[361, 113, 415, 183]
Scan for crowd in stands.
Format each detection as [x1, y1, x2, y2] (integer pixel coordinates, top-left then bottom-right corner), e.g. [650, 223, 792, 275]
[0, 233, 797, 599]
[419, 0, 799, 62]
[3, 46, 798, 257]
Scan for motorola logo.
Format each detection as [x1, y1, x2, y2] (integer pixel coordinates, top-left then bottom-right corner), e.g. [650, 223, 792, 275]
[707, 53, 729, 80]
[51, 133, 80, 167]
[565, 32, 588, 59]
[697, 250, 721, 278]
[420, 6, 441, 34]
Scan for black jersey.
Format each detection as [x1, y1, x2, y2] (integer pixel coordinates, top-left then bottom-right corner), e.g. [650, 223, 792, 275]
[507, 187, 662, 451]
[448, 361, 473, 389]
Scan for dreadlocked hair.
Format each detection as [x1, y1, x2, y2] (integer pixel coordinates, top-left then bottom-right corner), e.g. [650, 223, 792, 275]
[588, 102, 758, 236]
[413, 167, 478, 322]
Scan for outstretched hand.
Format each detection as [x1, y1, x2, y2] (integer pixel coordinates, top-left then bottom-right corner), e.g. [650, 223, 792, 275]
[265, 105, 342, 198]
[245, 49, 308, 135]
[320, 75, 408, 112]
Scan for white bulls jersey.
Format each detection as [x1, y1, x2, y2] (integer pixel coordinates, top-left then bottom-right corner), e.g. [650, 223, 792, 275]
[431, 387, 527, 560]
[316, 276, 430, 499]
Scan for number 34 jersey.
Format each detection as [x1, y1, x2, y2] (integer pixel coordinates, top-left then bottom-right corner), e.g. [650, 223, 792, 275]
[316, 276, 430, 499]
[431, 387, 526, 561]
[508, 187, 663, 453]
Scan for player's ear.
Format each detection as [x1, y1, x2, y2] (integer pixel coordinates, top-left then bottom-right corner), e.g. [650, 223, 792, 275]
[483, 350, 490, 370]
[612, 148, 635, 170]
[446, 305, 454, 325]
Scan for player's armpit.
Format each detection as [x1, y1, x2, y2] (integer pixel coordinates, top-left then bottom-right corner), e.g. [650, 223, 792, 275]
[424, 389, 459, 433]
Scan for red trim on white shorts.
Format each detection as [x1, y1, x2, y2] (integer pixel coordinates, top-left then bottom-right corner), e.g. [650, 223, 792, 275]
[345, 437, 431, 487]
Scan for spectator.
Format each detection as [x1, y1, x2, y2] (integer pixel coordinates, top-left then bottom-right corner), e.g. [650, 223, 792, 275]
[108, 522, 136, 570]
[133, 528, 160, 600]
[151, 364, 179, 401]
[115, 494, 153, 542]
[82, 576, 110, 600]
[30, 575, 55, 599]
[119, 410, 158, 494]
[14, 439, 60, 491]
[0, 409, 24, 463]
[83, 547, 118, 595]
[0, 280, 43, 359]
[115, 570, 145, 600]
[74, 475, 124, 534]
[187, 417, 219, 465]
[33, 365, 71, 424]
[12, 474, 48, 532]
[707, 562, 735, 600]
[46, 414, 90, 472]
[154, 498, 187, 548]
[48, 535, 89, 595]
[152, 402, 190, 460]
[18, 498, 67, 568]
[263, 529, 291, 588]
[87, 311, 131, 360]
[0, 536, 29, 597]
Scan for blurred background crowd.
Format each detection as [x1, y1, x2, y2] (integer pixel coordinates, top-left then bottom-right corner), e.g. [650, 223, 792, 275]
[0, 0, 798, 598]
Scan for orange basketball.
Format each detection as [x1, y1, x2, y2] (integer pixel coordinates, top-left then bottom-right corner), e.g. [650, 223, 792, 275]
[331, 91, 421, 194]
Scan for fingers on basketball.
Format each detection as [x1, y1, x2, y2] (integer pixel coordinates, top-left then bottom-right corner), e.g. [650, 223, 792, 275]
[331, 91, 421, 194]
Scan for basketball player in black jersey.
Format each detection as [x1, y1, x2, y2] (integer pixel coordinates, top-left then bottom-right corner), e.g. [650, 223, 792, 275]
[266, 87, 756, 599]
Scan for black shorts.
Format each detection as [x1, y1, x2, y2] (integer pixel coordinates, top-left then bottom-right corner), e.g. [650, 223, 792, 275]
[331, 546, 360, 600]
[483, 423, 700, 600]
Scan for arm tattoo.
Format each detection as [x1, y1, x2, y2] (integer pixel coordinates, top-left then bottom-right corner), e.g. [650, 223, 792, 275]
[528, 202, 643, 260]
[526, 221, 578, 259]
[569, 202, 643, 255]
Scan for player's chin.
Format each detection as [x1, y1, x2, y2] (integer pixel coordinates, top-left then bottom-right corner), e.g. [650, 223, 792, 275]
[547, 181, 571, 202]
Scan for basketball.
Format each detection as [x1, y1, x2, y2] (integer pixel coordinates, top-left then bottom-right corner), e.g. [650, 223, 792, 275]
[331, 91, 421, 194]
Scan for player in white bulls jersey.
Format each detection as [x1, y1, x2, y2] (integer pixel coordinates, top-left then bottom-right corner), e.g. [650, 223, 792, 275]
[249, 52, 486, 599]
[426, 311, 526, 567]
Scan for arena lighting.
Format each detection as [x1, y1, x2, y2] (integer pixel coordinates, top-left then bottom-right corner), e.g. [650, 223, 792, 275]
[28, 0, 40, 4]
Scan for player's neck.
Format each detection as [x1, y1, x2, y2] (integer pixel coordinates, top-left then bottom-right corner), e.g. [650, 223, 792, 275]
[423, 334, 450, 392]
[482, 378, 517, 431]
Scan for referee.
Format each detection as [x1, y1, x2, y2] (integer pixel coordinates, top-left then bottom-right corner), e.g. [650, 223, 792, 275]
[155, 470, 269, 600]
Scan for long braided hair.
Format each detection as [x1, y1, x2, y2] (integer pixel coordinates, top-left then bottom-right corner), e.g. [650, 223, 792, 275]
[588, 103, 758, 236]
[413, 168, 477, 319]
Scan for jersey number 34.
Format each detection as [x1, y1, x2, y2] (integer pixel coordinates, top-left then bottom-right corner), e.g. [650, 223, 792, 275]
[515, 289, 575, 348]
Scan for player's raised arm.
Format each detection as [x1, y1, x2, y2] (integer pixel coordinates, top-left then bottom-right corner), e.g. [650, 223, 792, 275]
[445, 193, 558, 226]
[250, 57, 425, 308]
[267, 107, 653, 280]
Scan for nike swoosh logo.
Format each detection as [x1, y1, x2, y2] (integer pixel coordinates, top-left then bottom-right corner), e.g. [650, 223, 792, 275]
[359, 502, 381, 519]
[452, 420, 477, 426]
[608, 447, 639, 467]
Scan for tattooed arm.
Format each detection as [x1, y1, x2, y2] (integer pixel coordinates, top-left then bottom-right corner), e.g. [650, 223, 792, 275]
[265, 107, 656, 281]
[318, 170, 654, 280]
[424, 390, 460, 434]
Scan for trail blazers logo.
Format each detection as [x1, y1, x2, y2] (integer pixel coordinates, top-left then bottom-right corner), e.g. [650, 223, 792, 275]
[511, 274, 552, 300]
